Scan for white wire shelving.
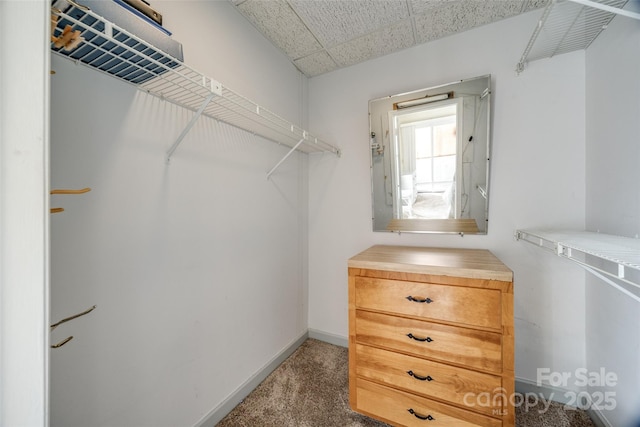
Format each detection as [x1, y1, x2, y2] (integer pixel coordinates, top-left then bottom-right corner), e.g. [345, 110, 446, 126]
[515, 229, 640, 300]
[50, 3, 340, 167]
[516, 0, 638, 73]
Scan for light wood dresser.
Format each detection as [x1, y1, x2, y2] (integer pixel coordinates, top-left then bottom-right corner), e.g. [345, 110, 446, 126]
[348, 245, 514, 427]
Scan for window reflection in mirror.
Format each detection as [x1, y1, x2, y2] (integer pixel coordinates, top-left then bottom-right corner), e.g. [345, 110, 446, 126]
[370, 75, 491, 234]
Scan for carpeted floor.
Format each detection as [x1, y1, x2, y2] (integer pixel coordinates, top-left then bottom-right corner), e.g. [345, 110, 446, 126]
[216, 339, 596, 427]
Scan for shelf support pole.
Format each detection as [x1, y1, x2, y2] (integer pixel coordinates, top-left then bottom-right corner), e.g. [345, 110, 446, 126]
[166, 91, 217, 163]
[267, 138, 305, 179]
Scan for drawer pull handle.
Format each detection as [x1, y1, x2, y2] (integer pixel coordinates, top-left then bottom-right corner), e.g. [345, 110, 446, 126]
[407, 370, 433, 381]
[406, 296, 433, 304]
[408, 409, 435, 421]
[407, 333, 433, 343]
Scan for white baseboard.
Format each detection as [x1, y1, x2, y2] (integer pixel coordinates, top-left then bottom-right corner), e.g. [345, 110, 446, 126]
[588, 408, 613, 427]
[193, 330, 308, 427]
[308, 328, 348, 348]
[515, 377, 611, 427]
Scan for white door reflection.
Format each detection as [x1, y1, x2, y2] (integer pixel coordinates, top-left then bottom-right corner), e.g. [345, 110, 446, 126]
[389, 99, 462, 221]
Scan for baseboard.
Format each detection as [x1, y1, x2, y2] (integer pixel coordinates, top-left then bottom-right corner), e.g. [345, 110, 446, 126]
[193, 330, 309, 427]
[515, 376, 576, 406]
[515, 377, 611, 427]
[308, 328, 348, 348]
[587, 408, 612, 427]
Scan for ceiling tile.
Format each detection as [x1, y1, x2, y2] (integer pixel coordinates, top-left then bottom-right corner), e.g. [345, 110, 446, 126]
[294, 51, 338, 77]
[523, 0, 550, 11]
[231, 0, 549, 77]
[237, 0, 322, 59]
[288, 0, 410, 47]
[409, 0, 448, 16]
[480, 1, 531, 21]
[414, 0, 524, 43]
[409, 0, 532, 16]
[329, 20, 415, 68]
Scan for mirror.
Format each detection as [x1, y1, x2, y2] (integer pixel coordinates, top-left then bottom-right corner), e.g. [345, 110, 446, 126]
[370, 75, 491, 234]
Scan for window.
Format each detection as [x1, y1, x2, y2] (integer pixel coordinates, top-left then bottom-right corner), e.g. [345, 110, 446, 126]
[390, 100, 461, 220]
[413, 115, 457, 193]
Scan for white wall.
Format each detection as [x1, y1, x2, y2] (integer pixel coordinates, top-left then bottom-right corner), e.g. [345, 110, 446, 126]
[307, 10, 588, 387]
[49, 2, 309, 426]
[0, 1, 49, 426]
[585, 6, 640, 426]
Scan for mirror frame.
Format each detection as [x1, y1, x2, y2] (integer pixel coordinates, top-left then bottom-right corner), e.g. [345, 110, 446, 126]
[369, 75, 492, 234]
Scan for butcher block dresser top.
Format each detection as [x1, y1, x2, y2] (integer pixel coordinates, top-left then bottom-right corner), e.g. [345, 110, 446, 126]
[348, 245, 513, 282]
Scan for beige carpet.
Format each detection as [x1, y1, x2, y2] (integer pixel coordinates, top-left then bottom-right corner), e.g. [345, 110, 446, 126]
[216, 339, 596, 427]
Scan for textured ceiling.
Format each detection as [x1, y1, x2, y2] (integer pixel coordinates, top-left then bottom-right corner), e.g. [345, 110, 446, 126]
[231, 0, 549, 77]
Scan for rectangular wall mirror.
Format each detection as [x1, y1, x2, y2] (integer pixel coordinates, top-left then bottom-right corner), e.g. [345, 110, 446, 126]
[369, 75, 492, 234]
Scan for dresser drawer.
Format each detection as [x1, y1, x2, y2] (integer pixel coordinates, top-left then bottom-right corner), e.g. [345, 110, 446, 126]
[355, 344, 503, 416]
[356, 378, 502, 427]
[356, 310, 502, 373]
[355, 277, 501, 330]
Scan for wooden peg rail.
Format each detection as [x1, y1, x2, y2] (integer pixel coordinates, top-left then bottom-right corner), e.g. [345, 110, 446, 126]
[50, 187, 91, 195]
[50, 305, 97, 331]
[51, 336, 73, 349]
[50, 305, 97, 349]
[50, 187, 91, 214]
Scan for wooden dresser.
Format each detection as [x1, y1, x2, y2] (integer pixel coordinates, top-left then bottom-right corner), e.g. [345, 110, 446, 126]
[348, 245, 514, 427]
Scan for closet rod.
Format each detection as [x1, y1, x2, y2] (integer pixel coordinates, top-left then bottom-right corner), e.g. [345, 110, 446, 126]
[50, 305, 97, 331]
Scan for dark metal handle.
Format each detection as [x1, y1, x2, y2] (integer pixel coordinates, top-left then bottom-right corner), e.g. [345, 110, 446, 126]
[408, 409, 435, 421]
[407, 333, 433, 343]
[407, 370, 433, 381]
[406, 296, 433, 304]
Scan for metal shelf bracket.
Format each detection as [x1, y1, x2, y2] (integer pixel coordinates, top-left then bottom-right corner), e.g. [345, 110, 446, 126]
[166, 90, 218, 163]
[267, 137, 306, 179]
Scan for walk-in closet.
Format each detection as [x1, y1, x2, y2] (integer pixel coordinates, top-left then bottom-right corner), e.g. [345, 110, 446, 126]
[1, 1, 638, 426]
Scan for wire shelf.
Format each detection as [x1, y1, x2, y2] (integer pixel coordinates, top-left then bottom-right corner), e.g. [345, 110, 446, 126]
[517, 0, 629, 72]
[51, 3, 340, 157]
[515, 229, 640, 289]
